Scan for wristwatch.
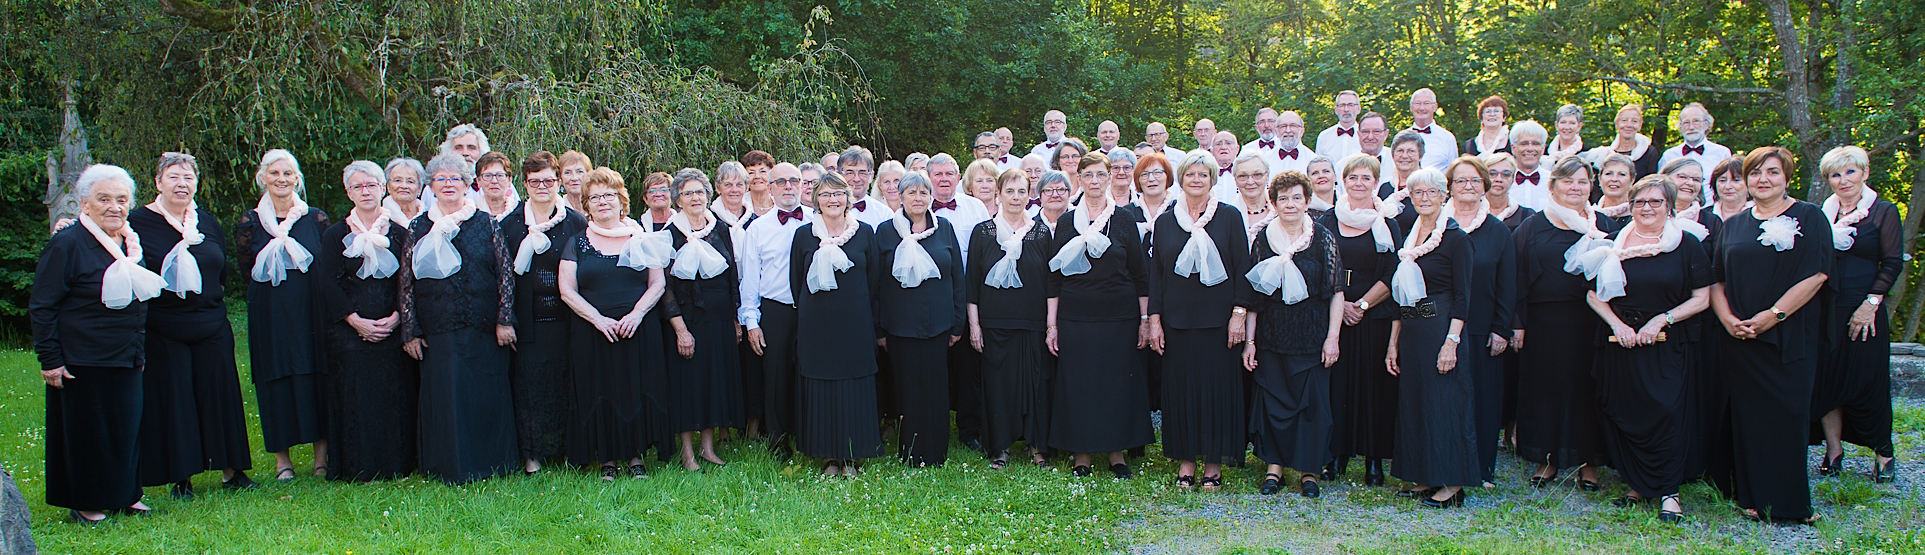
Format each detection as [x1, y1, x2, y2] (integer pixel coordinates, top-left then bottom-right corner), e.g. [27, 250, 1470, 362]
[1358, 300, 1371, 311]
[1770, 307, 1789, 321]
[1232, 306, 1248, 315]
[1663, 311, 1676, 325]
[1444, 333, 1461, 344]
[1868, 296, 1884, 306]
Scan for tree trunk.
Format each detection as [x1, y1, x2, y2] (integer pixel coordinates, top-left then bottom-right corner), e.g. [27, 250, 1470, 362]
[1764, 0, 1824, 199]
[1896, 141, 1925, 340]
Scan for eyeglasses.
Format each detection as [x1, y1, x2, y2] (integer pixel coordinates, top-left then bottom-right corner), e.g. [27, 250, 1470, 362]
[974, 144, 999, 150]
[588, 192, 621, 204]
[1491, 170, 1516, 178]
[479, 172, 510, 181]
[771, 177, 802, 185]
[526, 178, 559, 187]
[1235, 172, 1267, 180]
[928, 170, 959, 178]
[347, 182, 383, 191]
[1044, 119, 1066, 125]
[647, 187, 672, 195]
[1277, 123, 1305, 129]
[1671, 175, 1705, 183]
[1041, 187, 1072, 195]
[1409, 189, 1444, 197]
[1147, 131, 1168, 138]
[1078, 171, 1111, 180]
[678, 189, 708, 198]
[1112, 164, 1134, 173]
[1451, 178, 1484, 186]
[1631, 199, 1669, 207]
[1138, 169, 1167, 177]
[1680, 118, 1710, 126]
[433, 177, 465, 184]
[1335, 101, 1361, 108]
[817, 190, 849, 199]
[843, 169, 872, 178]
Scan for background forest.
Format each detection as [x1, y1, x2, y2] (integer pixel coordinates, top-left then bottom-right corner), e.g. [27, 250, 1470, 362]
[1, 0, 1923, 338]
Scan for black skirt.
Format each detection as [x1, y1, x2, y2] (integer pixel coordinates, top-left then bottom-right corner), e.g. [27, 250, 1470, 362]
[139, 317, 253, 486]
[1468, 333, 1505, 482]
[1331, 316, 1397, 461]
[45, 365, 143, 511]
[797, 375, 886, 460]
[1391, 302, 1480, 487]
[1595, 319, 1691, 498]
[669, 306, 745, 433]
[325, 328, 419, 482]
[257, 373, 325, 454]
[1810, 304, 1893, 455]
[889, 335, 951, 466]
[1250, 352, 1331, 472]
[1049, 320, 1154, 454]
[1726, 338, 1815, 521]
[981, 328, 1051, 457]
[511, 320, 571, 462]
[1687, 318, 1736, 495]
[417, 326, 520, 483]
[1516, 301, 1606, 469]
[567, 315, 668, 465]
[1159, 327, 1246, 466]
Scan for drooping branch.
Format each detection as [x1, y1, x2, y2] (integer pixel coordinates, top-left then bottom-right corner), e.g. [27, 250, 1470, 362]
[1557, 71, 1785, 97]
[156, 0, 243, 32]
[1868, 125, 1924, 158]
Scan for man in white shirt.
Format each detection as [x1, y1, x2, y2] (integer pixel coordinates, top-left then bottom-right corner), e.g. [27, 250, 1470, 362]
[1146, 122, 1186, 162]
[1657, 103, 1732, 203]
[1507, 120, 1552, 211]
[1357, 112, 1392, 169]
[1028, 110, 1070, 160]
[1094, 120, 1122, 155]
[1241, 108, 1281, 168]
[926, 153, 991, 260]
[1316, 90, 1364, 162]
[1192, 119, 1217, 151]
[1267, 110, 1313, 178]
[992, 127, 1022, 173]
[1406, 88, 1459, 170]
[1210, 130, 1241, 200]
[1021, 153, 1047, 216]
[839, 145, 892, 227]
[738, 162, 814, 458]
[439, 124, 521, 206]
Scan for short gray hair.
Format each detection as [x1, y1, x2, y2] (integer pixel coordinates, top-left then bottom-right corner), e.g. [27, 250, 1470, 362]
[1404, 167, 1447, 193]
[424, 152, 474, 185]
[1554, 104, 1584, 124]
[1037, 170, 1072, 193]
[438, 124, 491, 156]
[839, 145, 875, 171]
[1177, 150, 1217, 182]
[797, 162, 825, 176]
[1659, 157, 1704, 176]
[1050, 138, 1089, 171]
[926, 153, 959, 171]
[905, 152, 930, 168]
[342, 160, 387, 196]
[1305, 153, 1334, 171]
[897, 170, 934, 196]
[77, 164, 137, 198]
[671, 167, 712, 208]
[385, 157, 425, 183]
[1389, 130, 1426, 156]
[155, 152, 197, 179]
[1106, 148, 1137, 166]
[1232, 150, 1267, 172]
[255, 149, 306, 197]
[1509, 120, 1549, 144]
[716, 160, 747, 184]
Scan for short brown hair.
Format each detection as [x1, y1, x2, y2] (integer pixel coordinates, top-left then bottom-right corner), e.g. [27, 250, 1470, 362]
[1268, 171, 1311, 203]
[1443, 156, 1492, 193]
[1709, 156, 1746, 188]
[583, 167, 630, 216]
[521, 151, 558, 177]
[740, 150, 775, 170]
[558, 150, 593, 171]
[475, 151, 512, 176]
[1743, 146, 1797, 181]
[1076, 152, 1109, 173]
[1477, 95, 1509, 119]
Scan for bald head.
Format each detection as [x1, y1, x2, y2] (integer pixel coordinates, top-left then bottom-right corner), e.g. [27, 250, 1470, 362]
[995, 127, 1014, 156]
[1193, 119, 1217, 149]
[770, 162, 802, 209]
[1097, 120, 1120, 149]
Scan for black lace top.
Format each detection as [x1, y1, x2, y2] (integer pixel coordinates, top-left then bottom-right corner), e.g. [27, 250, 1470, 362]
[1831, 200, 1905, 304]
[498, 205, 588, 328]
[667, 221, 736, 324]
[317, 217, 411, 351]
[965, 215, 1056, 331]
[398, 214, 515, 341]
[1241, 222, 1344, 355]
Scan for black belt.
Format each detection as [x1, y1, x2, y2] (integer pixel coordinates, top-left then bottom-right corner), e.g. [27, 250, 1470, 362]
[1399, 301, 1440, 319]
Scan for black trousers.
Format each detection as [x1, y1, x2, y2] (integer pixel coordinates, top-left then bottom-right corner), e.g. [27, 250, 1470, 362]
[760, 301, 801, 447]
[948, 342, 984, 446]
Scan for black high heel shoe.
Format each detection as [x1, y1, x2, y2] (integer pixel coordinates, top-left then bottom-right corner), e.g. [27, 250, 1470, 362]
[1875, 457, 1898, 484]
[1364, 459, 1385, 486]
[1324, 459, 1346, 481]
[1257, 473, 1281, 495]
[1530, 467, 1558, 488]
[1421, 489, 1465, 508]
[1818, 452, 1844, 477]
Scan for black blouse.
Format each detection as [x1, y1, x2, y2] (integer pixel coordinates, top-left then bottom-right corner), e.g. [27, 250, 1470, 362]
[128, 206, 227, 325]
[789, 222, 885, 380]
[1403, 219, 1474, 321]
[317, 218, 411, 351]
[1316, 211, 1405, 321]
[1713, 202, 1833, 361]
[1499, 206, 1537, 231]
[965, 215, 1055, 331]
[1830, 200, 1905, 304]
[498, 205, 589, 328]
[1149, 201, 1252, 329]
[1606, 232, 1713, 316]
[1512, 210, 1621, 328]
[667, 221, 737, 324]
[1241, 222, 1344, 355]
[30, 226, 149, 370]
[876, 216, 967, 339]
[1046, 208, 1150, 322]
[1691, 205, 1725, 258]
[398, 214, 516, 341]
[1459, 215, 1516, 339]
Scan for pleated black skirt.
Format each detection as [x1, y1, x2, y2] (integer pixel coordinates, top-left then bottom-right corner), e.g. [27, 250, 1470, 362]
[139, 317, 253, 486]
[1250, 351, 1331, 472]
[982, 328, 1051, 457]
[1516, 301, 1606, 469]
[417, 327, 520, 484]
[1159, 327, 1246, 466]
[567, 317, 666, 465]
[1811, 305, 1893, 456]
[45, 365, 143, 511]
[1726, 339, 1814, 522]
[511, 320, 571, 462]
[797, 375, 886, 460]
[1595, 334, 1690, 498]
[1331, 316, 1396, 461]
[889, 335, 951, 466]
[1391, 304, 1480, 487]
[669, 313, 745, 433]
[257, 372, 324, 454]
[1049, 320, 1153, 454]
[324, 330, 419, 482]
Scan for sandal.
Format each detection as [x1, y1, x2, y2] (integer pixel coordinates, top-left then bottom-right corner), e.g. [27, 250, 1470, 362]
[273, 467, 296, 483]
[1613, 494, 1643, 508]
[600, 465, 618, 482]
[989, 454, 1010, 470]
[1658, 495, 1683, 523]
[1199, 475, 1223, 493]
[822, 460, 843, 477]
[1175, 475, 1197, 490]
[1398, 486, 1441, 498]
[312, 465, 329, 478]
[1257, 474, 1280, 495]
[628, 463, 648, 479]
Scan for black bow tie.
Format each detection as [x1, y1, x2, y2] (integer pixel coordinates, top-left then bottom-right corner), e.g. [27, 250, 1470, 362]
[1280, 148, 1298, 160]
[1044, 142, 1059, 149]
[852, 200, 867, 211]
[776, 207, 804, 224]
[1517, 172, 1540, 186]
[1219, 167, 1231, 176]
[999, 155, 1010, 163]
[932, 198, 958, 211]
[1258, 139, 1275, 149]
[1683, 144, 1705, 156]
[1414, 126, 1432, 134]
[1337, 127, 1356, 137]
[1027, 197, 1041, 208]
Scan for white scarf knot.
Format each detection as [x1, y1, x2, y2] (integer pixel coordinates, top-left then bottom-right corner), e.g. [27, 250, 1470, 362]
[1545, 203, 1611, 276]
[1493, 201, 1520, 221]
[805, 216, 860, 293]
[1453, 199, 1491, 235]
[987, 214, 1035, 289]
[669, 210, 731, 280]
[154, 204, 204, 297]
[1049, 199, 1116, 276]
[1580, 221, 1683, 302]
[587, 217, 673, 271]
[1596, 201, 1632, 219]
[889, 211, 942, 288]
[1757, 212, 1802, 252]
[382, 197, 424, 225]
[1246, 214, 1315, 304]
[1307, 194, 1335, 213]
[1173, 195, 1228, 286]
[1390, 217, 1447, 307]
[250, 195, 314, 285]
[412, 200, 478, 279]
[342, 210, 399, 279]
[1822, 191, 1876, 250]
[513, 203, 569, 275]
[1334, 193, 1400, 252]
[79, 214, 164, 310]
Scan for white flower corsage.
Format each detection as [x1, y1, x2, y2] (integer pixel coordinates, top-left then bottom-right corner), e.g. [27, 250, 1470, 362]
[1757, 215, 1801, 252]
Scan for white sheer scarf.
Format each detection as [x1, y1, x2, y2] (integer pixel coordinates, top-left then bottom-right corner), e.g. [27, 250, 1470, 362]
[412, 199, 478, 280]
[669, 209, 730, 280]
[1048, 197, 1116, 276]
[342, 209, 399, 279]
[889, 210, 942, 288]
[78, 214, 163, 309]
[513, 202, 570, 275]
[805, 215, 861, 293]
[152, 203, 204, 297]
[250, 194, 314, 285]
[1246, 212, 1315, 304]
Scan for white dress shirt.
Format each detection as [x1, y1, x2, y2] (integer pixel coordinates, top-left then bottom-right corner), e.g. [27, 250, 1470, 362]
[849, 194, 895, 228]
[1029, 140, 1065, 161]
[1408, 122, 1459, 170]
[932, 194, 991, 268]
[1510, 166, 1550, 212]
[994, 153, 1023, 174]
[1658, 139, 1732, 203]
[1315, 124, 1362, 163]
[737, 204, 814, 330]
[1160, 146, 1189, 164]
[1242, 137, 1279, 170]
[1212, 165, 1239, 203]
[1271, 144, 1312, 177]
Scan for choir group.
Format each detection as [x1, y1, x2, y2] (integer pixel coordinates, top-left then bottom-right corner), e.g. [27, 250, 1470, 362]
[34, 90, 1903, 527]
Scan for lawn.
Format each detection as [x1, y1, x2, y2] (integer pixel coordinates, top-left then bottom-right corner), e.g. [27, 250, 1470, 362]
[1, 312, 1921, 554]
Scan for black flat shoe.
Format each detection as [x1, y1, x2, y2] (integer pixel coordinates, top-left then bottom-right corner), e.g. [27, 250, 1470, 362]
[221, 473, 258, 490]
[1175, 475, 1197, 490]
[1818, 452, 1844, 477]
[1530, 468, 1557, 488]
[1398, 486, 1440, 498]
[1579, 479, 1601, 492]
[1421, 490, 1464, 508]
[1257, 473, 1280, 495]
[1613, 495, 1642, 508]
[1110, 463, 1133, 480]
[962, 438, 985, 455]
[1363, 459, 1385, 486]
[1875, 458, 1898, 484]
[170, 480, 195, 500]
[1300, 477, 1321, 499]
[1071, 465, 1092, 477]
[116, 506, 150, 517]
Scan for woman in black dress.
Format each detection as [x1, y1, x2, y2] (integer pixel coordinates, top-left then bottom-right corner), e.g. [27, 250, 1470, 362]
[1242, 171, 1344, 497]
[1593, 154, 1636, 225]
[1709, 146, 1831, 524]
[1384, 168, 1477, 508]
[969, 170, 1057, 469]
[1150, 151, 1252, 491]
[398, 153, 521, 484]
[34, 164, 164, 522]
[1663, 158, 1716, 247]
[560, 168, 674, 480]
[1585, 176, 1712, 523]
[1481, 152, 1534, 450]
[1678, 156, 1739, 492]
[1318, 152, 1404, 485]
[1812, 145, 1903, 482]
[317, 161, 417, 482]
[498, 151, 588, 475]
[664, 168, 743, 471]
[1514, 155, 1619, 491]
[1442, 156, 1516, 486]
[130, 153, 256, 497]
[1047, 153, 1154, 479]
[876, 171, 967, 467]
[790, 172, 887, 477]
[236, 149, 331, 482]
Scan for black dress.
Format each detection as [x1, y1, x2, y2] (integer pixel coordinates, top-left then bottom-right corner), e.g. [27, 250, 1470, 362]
[497, 205, 588, 463]
[1455, 215, 1515, 482]
[1512, 209, 1620, 471]
[789, 221, 887, 461]
[236, 207, 330, 454]
[1241, 222, 1343, 472]
[317, 216, 418, 481]
[1149, 202, 1252, 466]
[667, 221, 745, 433]
[397, 214, 520, 483]
[1498, 205, 1537, 231]
[1812, 201, 1904, 458]
[966, 216, 1056, 459]
[1316, 211, 1404, 464]
[1496, 205, 1536, 430]
[1685, 203, 1732, 489]
[563, 234, 671, 465]
[1047, 207, 1155, 454]
[32, 226, 148, 511]
[1390, 220, 1478, 488]
[129, 207, 253, 487]
[1714, 202, 1831, 522]
[877, 216, 967, 466]
[1595, 232, 1712, 499]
